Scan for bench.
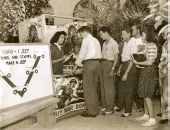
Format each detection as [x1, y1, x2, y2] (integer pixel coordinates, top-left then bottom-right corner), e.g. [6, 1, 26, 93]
[0, 96, 58, 128]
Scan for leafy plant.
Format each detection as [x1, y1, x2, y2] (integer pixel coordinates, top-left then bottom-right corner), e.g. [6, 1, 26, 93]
[143, 0, 168, 36]
[76, 0, 150, 43]
[0, 0, 49, 42]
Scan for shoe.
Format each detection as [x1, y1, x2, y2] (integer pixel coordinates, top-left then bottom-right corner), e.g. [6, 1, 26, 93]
[135, 114, 149, 121]
[156, 113, 162, 117]
[142, 120, 156, 127]
[159, 119, 168, 124]
[81, 112, 97, 117]
[101, 111, 113, 115]
[116, 108, 122, 112]
[121, 113, 131, 117]
[136, 108, 144, 112]
[114, 106, 119, 110]
[100, 108, 106, 112]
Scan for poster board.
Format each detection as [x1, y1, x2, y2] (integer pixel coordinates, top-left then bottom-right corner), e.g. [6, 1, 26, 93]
[0, 44, 53, 110]
[18, 16, 43, 44]
[53, 75, 85, 119]
[18, 14, 87, 44]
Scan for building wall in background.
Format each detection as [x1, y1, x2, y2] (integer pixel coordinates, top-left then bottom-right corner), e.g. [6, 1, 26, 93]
[49, 0, 81, 25]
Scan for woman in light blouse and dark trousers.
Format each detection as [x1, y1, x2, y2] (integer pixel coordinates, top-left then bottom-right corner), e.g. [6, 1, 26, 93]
[133, 23, 158, 127]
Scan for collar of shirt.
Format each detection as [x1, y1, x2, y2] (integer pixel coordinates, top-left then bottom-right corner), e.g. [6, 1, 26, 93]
[84, 34, 92, 40]
[54, 43, 62, 51]
[123, 37, 134, 45]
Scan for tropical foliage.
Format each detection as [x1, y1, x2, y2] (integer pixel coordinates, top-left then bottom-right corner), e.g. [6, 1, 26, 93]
[143, 0, 168, 36]
[74, 0, 150, 43]
[0, 0, 49, 42]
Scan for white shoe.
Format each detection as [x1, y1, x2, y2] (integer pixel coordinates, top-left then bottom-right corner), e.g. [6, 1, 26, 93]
[142, 120, 156, 127]
[104, 111, 113, 115]
[100, 108, 106, 112]
[114, 106, 119, 110]
[135, 114, 149, 121]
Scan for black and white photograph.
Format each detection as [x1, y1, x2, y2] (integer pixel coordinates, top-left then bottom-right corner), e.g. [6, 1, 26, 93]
[0, 0, 169, 130]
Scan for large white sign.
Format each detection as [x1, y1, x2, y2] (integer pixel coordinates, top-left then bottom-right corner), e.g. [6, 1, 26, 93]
[0, 44, 53, 110]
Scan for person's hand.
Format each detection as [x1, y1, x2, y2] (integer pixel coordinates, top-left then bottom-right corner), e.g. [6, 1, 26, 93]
[158, 62, 164, 69]
[122, 72, 128, 81]
[136, 65, 144, 68]
[109, 70, 115, 77]
[64, 55, 73, 62]
[71, 65, 78, 75]
[132, 59, 138, 65]
[117, 69, 121, 77]
[61, 55, 67, 62]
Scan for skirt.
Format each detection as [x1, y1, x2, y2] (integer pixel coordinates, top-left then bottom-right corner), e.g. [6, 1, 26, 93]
[138, 65, 158, 98]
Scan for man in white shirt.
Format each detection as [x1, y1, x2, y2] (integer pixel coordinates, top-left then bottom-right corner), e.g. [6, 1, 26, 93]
[99, 27, 119, 115]
[132, 23, 144, 112]
[74, 26, 101, 117]
[117, 28, 138, 117]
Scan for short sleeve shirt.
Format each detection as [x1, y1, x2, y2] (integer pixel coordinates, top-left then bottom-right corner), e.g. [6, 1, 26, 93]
[102, 38, 119, 61]
[121, 37, 138, 62]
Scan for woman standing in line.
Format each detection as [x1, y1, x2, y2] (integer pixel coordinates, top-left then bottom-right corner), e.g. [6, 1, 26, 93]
[132, 23, 158, 127]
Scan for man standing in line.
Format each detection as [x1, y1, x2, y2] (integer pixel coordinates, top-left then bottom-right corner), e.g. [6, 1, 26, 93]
[99, 27, 119, 115]
[73, 26, 102, 117]
[131, 23, 144, 112]
[117, 28, 138, 117]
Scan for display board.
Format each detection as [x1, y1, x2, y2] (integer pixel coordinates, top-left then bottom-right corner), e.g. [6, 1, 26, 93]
[0, 44, 53, 110]
[53, 75, 85, 119]
[18, 16, 43, 43]
[18, 14, 87, 44]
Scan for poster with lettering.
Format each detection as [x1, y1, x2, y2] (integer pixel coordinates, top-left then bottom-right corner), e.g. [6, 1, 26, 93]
[0, 44, 53, 110]
[53, 76, 85, 119]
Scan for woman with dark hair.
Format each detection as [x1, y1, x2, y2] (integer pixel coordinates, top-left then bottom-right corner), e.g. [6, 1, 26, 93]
[132, 23, 158, 127]
[50, 31, 67, 75]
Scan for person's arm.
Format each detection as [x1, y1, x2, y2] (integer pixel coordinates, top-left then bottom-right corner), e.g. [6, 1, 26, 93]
[133, 44, 157, 66]
[109, 53, 118, 77]
[122, 60, 133, 81]
[117, 64, 122, 76]
[72, 40, 86, 74]
[52, 57, 65, 63]
[122, 40, 137, 81]
[133, 59, 154, 66]
[75, 39, 86, 66]
[109, 41, 119, 76]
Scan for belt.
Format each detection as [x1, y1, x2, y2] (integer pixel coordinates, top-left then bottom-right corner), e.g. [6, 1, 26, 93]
[100, 59, 114, 62]
[121, 60, 130, 64]
[82, 59, 100, 63]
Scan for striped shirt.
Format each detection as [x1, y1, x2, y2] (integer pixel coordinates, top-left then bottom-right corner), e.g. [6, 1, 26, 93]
[146, 43, 157, 62]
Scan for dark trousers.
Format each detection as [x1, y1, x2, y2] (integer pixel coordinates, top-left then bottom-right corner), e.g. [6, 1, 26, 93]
[117, 61, 136, 113]
[134, 67, 144, 109]
[100, 60, 115, 111]
[82, 60, 100, 115]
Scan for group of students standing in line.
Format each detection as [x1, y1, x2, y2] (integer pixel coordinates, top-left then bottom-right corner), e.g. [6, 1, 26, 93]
[50, 23, 168, 127]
